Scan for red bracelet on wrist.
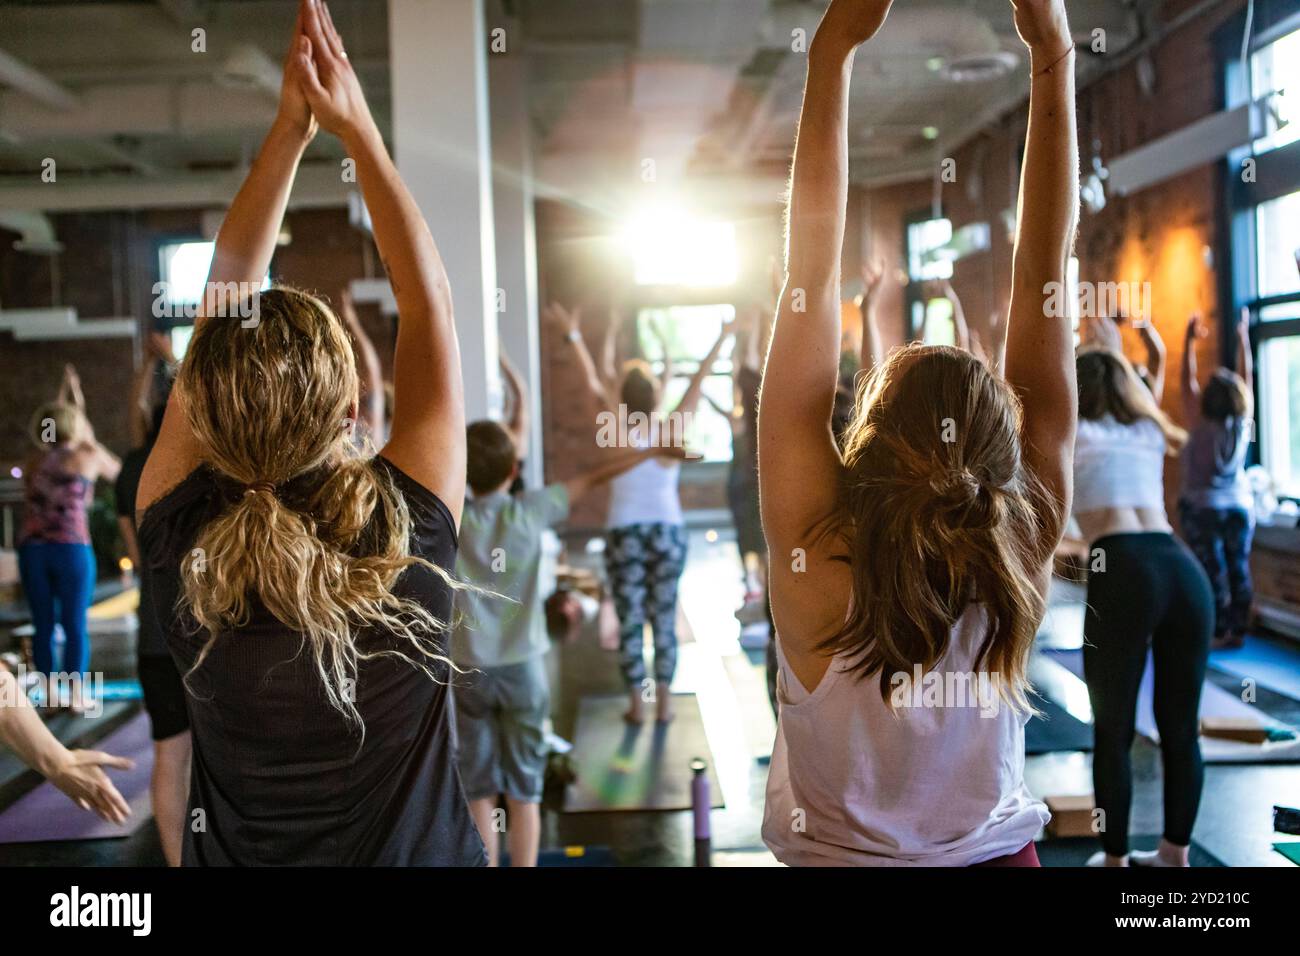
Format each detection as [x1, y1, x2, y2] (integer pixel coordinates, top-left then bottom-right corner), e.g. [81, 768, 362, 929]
[1032, 45, 1075, 77]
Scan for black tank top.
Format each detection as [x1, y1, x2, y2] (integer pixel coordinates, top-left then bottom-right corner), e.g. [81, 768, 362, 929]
[138, 456, 486, 866]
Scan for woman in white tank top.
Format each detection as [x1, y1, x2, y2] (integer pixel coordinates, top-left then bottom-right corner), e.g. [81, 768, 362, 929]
[757, 0, 1078, 866]
[550, 303, 734, 722]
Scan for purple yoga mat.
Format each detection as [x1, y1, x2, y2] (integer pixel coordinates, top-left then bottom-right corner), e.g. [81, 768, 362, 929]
[0, 711, 153, 843]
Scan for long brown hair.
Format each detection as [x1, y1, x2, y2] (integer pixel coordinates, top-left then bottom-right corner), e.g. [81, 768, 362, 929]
[825, 344, 1056, 711]
[175, 286, 456, 725]
[1076, 346, 1186, 451]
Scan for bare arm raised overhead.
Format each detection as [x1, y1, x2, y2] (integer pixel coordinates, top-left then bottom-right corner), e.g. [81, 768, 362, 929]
[858, 260, 885, 374]
[1000, 0, 1079, 560]
[338, 289, 386, 444]
[298, 0, 466, 521]
[1181, 314, 1206, 425]
[759, 0, 894, 554]
[1133, 318, 1167, 405]
[139, 0, 319, 512]
[1235, 308, 1253, 395]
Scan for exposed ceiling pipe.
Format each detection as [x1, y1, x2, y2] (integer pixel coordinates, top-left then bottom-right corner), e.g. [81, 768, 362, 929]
[0, 47, 79, 111]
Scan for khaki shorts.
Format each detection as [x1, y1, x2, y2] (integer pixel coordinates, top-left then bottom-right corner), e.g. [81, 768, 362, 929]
[454, 655, 550, 803]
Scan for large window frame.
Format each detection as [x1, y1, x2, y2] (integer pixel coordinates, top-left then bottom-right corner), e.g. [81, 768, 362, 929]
[1219, 7, 1300, 499]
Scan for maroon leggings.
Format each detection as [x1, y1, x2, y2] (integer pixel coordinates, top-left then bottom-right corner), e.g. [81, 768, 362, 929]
[972, 842, 1041, 867]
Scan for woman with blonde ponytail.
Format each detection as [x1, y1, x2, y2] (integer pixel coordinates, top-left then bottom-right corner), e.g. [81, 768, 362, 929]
[135, 0, 484, 865]
[758, 0, 1078, 866]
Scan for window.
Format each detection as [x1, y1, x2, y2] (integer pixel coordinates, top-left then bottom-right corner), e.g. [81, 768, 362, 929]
[1250, 24, 1300, 154]
[1260, 334, 1300, 498]
[157, 239, 270, 358]
[906, 217, 953, 282]
[1255, 190, 1300, 300]
[906, 216, 954, 343]
[636, 304, 736, 463]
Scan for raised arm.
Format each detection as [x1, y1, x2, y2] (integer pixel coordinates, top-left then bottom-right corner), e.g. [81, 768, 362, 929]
[858, 260, 884, 373]
[297, 1, 465, 519]
[941, 278, 970, 352]
[338, 289, 385, 443]
[760, 0, 894, 548]
[671, 320, 734, 419]
[499, 350, 530, 461]
[547, 304, 617, 415]
[1134, 318, 1166, 404]
[1235, 307, 1253, 395]
[601, 310, 620, 391]
[651, 320, 676, 408]
[1181, 314, 1204, 424]
[139, 1, 317, 513]
[1001, 0, 1079, 556]
[57, 363, 85, 413]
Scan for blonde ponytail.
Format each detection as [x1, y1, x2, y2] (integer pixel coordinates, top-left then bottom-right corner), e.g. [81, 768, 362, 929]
[176, 287, 458, 727]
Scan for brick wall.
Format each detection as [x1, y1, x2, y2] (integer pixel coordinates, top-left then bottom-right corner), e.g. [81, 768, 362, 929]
[856, 0, 1249, 515]
[0, 207, 385, 468]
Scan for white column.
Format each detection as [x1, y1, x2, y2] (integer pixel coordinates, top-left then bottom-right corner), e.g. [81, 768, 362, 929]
[388, 0, 500, 422]
[490, 52, 544, 488]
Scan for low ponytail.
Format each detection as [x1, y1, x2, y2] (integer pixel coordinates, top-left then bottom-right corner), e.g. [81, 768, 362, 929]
[176, 287, 459, 728]
[825, 344, 1051, 713]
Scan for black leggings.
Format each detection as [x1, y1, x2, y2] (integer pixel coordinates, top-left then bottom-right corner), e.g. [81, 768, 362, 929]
[1083, 532, 1213, 857]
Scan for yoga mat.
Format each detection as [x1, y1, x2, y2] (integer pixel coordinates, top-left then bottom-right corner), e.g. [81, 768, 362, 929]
[89, 586, 138, 620]
[1047, 648, 1300, 764]
[1273, 842, 1300, 866]
[99, 679, 144, 701]
[562, 694, 724, 813]
[1035, 834, 1226, 868]
[1210, 636, 1300, 702]
[0, 711, 152, 844]
[1025, 696, 1093, 754]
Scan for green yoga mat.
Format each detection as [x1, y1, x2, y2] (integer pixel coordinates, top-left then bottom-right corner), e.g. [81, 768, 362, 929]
[1274, 842, 1300, 866]
[562, 694, 723, 813]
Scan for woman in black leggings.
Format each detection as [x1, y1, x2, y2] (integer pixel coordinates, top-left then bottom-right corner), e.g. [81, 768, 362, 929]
[1074, 347, 1214, 867]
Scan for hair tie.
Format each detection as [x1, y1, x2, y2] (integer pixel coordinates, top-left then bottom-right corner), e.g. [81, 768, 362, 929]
[243, 481, 276, 497]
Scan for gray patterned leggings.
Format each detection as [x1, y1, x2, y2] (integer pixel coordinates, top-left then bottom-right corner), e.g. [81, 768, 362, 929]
[605, 523, 688, 689]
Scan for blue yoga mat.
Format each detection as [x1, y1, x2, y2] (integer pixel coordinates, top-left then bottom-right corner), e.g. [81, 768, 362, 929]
[1210, 635, 1300, 702]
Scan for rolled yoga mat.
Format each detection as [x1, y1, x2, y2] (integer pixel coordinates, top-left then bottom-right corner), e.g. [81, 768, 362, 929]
[562, 693, 724, 813]
[0, 710, 152, 844]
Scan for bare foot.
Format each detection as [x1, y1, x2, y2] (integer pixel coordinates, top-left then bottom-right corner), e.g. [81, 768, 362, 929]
[1131, 839, 1190, 867]
[1086, 851, 1129, 867]
[656, 697, 675, 724]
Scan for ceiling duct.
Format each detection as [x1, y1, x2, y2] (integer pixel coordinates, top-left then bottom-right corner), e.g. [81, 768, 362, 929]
[0, 210, 63, 254]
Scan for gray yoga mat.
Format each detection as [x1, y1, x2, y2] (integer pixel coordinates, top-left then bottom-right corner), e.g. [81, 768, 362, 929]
[563, 694, 724, 813]
[0, 710, 152, 844]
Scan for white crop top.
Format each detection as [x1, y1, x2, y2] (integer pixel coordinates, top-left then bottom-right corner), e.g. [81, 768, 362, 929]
[1072, 414, 1167, 513]
[606, 420, 683, 529]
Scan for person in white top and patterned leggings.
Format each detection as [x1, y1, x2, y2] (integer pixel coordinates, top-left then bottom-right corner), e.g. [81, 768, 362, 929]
[549, 303, 733, 723]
